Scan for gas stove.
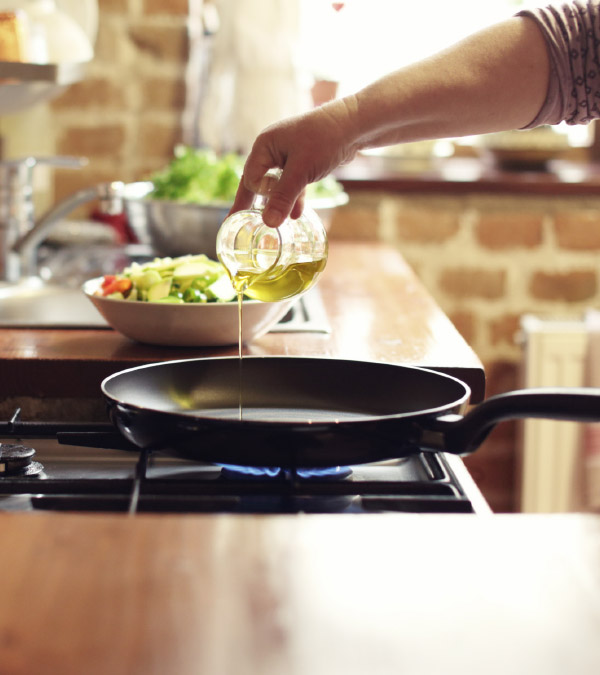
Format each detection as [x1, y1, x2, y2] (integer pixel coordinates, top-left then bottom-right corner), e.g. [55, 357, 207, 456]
[0, 410, 490, 515]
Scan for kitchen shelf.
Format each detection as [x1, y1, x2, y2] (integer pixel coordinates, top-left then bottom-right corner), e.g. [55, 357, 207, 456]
[336, 155, 600, 197]
[0, 59, 88, 114]
[0, 59, 87, 85]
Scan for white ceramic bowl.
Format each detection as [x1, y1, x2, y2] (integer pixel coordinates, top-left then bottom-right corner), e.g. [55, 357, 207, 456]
[82, 277, 294, 347]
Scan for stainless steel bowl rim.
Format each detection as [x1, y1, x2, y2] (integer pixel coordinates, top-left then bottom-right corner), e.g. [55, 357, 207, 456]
[120, 181, 349, 210]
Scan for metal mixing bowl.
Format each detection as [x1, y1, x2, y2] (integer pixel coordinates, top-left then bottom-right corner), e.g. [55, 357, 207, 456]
[122, 181, 348, 259]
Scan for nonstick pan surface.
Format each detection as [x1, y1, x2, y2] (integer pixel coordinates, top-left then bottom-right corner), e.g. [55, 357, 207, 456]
[102, 356, 600, 468]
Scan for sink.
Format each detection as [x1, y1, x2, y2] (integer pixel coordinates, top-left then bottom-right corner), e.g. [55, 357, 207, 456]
[0, 244, 155, 328]
[0, 277, 108, 328]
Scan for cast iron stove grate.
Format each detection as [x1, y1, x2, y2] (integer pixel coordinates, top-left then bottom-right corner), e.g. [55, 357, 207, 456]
[0, 409, 483, 514]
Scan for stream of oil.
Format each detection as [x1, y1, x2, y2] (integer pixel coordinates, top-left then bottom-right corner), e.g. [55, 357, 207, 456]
[237, 289, 244, 420]
[229, 257, 327, 422]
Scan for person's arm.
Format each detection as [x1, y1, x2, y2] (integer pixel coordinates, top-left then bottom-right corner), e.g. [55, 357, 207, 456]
[233, 15, 550, 227]
[352, 16, 549, 149]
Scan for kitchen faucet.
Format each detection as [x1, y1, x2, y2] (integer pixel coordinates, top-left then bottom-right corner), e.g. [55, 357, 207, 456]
[0, 156, 124, 282]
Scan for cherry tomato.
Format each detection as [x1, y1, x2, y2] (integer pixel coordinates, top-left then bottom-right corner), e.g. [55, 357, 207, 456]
[101, 276, 132, 297]
[101, 275, 116, 289]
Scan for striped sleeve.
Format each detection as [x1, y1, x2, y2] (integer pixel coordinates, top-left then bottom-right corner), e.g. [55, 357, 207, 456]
[517, 0, 600, 127]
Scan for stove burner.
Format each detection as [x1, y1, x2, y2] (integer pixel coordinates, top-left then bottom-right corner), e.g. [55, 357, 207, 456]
[220, 464, 352, 480]
[0, 415, 487, 514]
[0, 443, 44, 477]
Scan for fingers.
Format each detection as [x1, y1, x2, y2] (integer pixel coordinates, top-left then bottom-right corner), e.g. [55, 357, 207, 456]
[290, 195, 305, 220]
[229, 166, 305, 227]
[229, 143, 275, 216]
[229, 104, 349, 227]
[262, 164, 307, 227]
[231, 151, 308, 227]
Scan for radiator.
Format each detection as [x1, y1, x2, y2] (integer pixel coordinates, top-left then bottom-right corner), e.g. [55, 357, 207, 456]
[519, 315, 589, 512]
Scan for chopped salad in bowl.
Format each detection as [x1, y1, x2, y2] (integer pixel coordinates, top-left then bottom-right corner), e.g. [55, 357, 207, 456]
[93, 254, 238, 304]
[84, 255, 294, 347]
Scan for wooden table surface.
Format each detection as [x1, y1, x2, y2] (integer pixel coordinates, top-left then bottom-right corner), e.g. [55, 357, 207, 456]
[0, 242, 484, 405]
[0, 512, 598, 675]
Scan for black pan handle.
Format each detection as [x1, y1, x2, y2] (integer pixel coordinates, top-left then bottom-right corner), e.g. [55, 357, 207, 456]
[424, 387, 600, 455]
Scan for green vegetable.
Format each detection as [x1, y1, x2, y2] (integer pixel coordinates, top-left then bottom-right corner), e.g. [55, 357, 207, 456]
[305, 174, 344, 201]
[183, 287, 208, 303]
[147, 278, 172, 302]
[205, 275, 237, 302]
[148, 146, 244, 204]
[147, 145, 345, 205]
[129, 269, 162, 290]
[111, 254, 243, 304]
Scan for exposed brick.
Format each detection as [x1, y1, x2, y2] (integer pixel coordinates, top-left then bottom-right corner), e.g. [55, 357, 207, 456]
[463, 442, 517, 513]
[554, 210, 600, 250]
[141, 76, 186, 110]
[489, 314, 522, 347]
[393, 204, 460, 243]
[136, 120, 183, 160]
[129, 24, 189, 62]
[447, 310, 477, 345]
[328, 205, 379, 240]
[530, 270, 597, 301]
[482, 359, 520, 396]
[58, 125, 126, 160]
[132, 159, 173, 181]
[439, 268, 506, 299]
[475, 212, 543, 249]
[98, 0, 128, 13]
[51, 78, 125, 110]
[93, 18, 127, 64]
[324, 206, 346, 235]
[462, 358, 520, 512]
[143, 0, 189, 14]
[328, 192, 381, 240]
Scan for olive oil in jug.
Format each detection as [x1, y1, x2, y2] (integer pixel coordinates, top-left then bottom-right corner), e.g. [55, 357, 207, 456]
[216, 169, 328, 304]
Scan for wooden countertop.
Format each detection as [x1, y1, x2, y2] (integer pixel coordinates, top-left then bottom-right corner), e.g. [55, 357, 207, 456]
[0, 512, 598, 675]
[0, 242, 485, 404]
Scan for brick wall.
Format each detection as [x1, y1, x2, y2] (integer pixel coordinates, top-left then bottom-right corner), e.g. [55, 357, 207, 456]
[49, 0, 191, 204]
[327, 190, 600, 511]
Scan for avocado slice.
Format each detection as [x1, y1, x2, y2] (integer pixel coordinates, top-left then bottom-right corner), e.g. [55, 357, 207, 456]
[172, 261, 213, 280]
[147, 277, 172, 302]
[129, 269, 162, 290]
[205, 275, 236, 302]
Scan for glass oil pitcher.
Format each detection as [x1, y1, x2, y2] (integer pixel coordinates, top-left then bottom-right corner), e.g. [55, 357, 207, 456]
[216, 168, 328, 302]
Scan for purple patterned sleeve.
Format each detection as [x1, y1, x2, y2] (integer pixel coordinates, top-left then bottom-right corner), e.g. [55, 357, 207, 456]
[517, 0, 600, 127]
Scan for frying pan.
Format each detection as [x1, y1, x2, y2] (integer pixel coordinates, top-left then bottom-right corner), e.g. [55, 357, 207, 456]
[101, 356, 600, 468]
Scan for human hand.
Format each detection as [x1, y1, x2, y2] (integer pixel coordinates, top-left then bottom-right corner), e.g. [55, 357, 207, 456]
[230, 97, 359, 227]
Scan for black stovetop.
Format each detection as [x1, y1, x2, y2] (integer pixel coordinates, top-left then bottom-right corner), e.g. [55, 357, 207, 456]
[0, 415, 488, 515]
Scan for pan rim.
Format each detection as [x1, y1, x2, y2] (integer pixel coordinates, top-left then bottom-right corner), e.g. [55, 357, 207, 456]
[101, 355, 472, 425]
